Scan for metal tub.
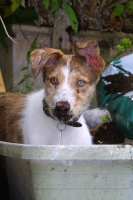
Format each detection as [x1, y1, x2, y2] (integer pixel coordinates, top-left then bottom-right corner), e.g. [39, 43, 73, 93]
[0, 141, 133, 200]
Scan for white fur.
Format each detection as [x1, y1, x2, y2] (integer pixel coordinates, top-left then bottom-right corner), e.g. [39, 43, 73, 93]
[84, 108, 111, 129]
[21, 89, 92, 145]
[53, 59, 75, 109]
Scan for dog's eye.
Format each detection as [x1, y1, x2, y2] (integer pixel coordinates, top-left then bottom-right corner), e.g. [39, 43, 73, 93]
[51, 77, 58, 84]
[78, 80, 85, 86]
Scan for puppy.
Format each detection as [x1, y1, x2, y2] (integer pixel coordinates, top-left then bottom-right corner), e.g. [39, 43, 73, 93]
[0, 40, 105, 145]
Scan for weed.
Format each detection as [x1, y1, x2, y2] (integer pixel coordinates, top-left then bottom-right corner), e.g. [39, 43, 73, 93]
[15, 35, 38, 93]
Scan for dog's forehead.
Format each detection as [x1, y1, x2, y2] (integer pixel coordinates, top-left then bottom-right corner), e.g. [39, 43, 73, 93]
[44, 53, 97, 81]
[62, 55, 98, 82]
[62, 54, 85, 69]
[65, 55, 92, 76]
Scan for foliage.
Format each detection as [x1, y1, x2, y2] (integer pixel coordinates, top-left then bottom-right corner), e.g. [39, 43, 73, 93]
[43, 0, 80, 32]
[113, 4, 124, 17]
[4, 0, 21, 17]
[5, 5, 38, 24]
[0, 0, 38, 51]
[100, 114, 111, 123]
[64, 3, 78, 32]
[116, 37, 132, 52]
[128, 1, 133, 13]
[16, 35, 38, 94]
[113, 1, 133, 17]
[108, 37, 132, 64]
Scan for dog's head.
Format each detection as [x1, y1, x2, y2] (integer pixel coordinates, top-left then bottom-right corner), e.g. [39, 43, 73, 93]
[30, 40, 105, 124]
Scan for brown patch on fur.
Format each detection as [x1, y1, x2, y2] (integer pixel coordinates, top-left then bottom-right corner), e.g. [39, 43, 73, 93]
[30, 40, 105, 121]
[0, 93, 26, 143]
[70, 56, 99, 83]
[42, 54, 68, 82]
[42, 54, 98, 118]
[69, 56, 99, 116]
[30, 44, 104, 120]
[30, 48, 64, 78]
[74, 40, 105, 74]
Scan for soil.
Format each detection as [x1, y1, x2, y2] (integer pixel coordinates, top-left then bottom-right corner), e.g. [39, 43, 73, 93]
[91, 122, 125, 145]
[92, 65, 133, 145]
[103, 65, 133, 96]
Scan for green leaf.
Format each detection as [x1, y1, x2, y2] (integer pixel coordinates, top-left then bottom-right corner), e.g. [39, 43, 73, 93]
[65, 3, 78, 33]
[4, 0, 22, 18]
[113, 4, 124, 17]
[120, 37, 132, 48]
[5, 0, 12, 7]
[0, 21, 8, 52]
[26, 34, 39, 62]
[101, 114, 110, 123]
[14, 89, 22, 93]
[108, 55, 116, 63]
[116, 44, 125, 52]
[127, 1, 133, 9]
[50, 0, 63, 13]
[5, 6, 38, 24]
[26, 85, 33, 92]
[30, 35, 38, 50]
[43, 0, 51, 9]
[21, 66, 28, 71]
[18, 74, 32, 85]
[18, 77, 26, 85]
[18, 7, 38, 23]
[78, 0, 82, 3]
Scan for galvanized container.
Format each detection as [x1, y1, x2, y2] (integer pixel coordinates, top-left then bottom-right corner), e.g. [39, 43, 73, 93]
[0, 141, 133, 200]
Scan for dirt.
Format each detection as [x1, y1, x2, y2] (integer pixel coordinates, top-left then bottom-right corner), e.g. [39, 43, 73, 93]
[92, 65, 133, 145]
[91, 122, 125, 145]
[103, 66, 133, 96]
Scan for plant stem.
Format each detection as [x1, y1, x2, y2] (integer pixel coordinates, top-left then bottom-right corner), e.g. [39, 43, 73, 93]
[106, 51, 124, 67]
[0, 15, 20, 46]
[106, 0, 128, 9]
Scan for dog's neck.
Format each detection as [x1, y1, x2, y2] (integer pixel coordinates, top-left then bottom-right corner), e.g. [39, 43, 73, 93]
[42, 98, 82, 128]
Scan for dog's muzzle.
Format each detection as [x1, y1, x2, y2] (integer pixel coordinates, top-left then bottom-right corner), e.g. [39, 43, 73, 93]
[54, 101, 73, 121]
[43, 99, 82, 127]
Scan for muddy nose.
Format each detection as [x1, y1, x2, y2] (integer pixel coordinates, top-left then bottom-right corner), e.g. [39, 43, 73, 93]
[55, 101, 70, 114]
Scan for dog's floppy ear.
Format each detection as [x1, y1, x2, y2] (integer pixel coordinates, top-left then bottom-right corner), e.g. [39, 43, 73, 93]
[30, 48, 63, 77]
[74, 40, 105, 74]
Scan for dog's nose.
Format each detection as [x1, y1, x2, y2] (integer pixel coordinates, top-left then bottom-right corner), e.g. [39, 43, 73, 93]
[55, 101, 70, 114]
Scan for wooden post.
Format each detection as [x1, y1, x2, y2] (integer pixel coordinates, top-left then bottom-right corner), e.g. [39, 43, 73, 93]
[52, 8, 71, 54]
[0, 69, 6, 92]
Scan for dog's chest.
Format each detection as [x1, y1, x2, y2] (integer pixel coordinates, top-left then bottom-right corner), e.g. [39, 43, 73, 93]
[20, 90, 92, 145]
[22, 112, 91, 145]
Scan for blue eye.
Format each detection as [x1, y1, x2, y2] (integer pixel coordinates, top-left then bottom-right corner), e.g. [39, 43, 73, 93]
[78, 80, 85, 86]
